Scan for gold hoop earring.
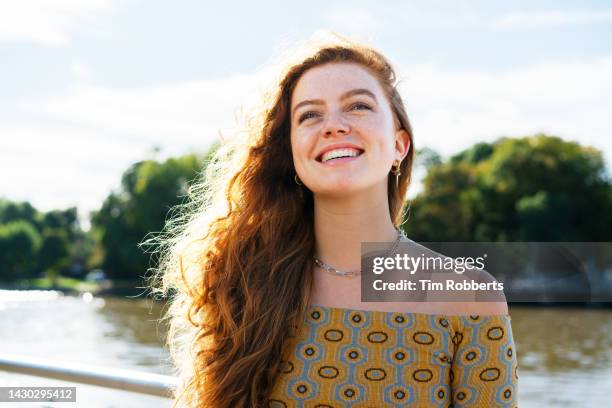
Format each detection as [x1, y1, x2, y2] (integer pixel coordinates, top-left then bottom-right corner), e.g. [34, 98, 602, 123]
[294, 174, 303, 186]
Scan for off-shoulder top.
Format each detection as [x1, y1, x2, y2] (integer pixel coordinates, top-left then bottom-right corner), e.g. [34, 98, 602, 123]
[267, 305, 518, 407]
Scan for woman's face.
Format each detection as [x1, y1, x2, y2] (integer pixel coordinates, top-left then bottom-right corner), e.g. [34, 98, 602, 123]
[290, 62, 410, 197]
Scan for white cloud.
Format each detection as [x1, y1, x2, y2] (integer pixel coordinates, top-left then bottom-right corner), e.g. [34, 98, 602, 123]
[491, 9, 612, 30]
[0, 0, 113, 45]
[27, 71, 271, 149]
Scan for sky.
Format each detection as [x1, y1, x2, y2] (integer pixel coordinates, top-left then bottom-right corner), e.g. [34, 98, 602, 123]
[1, 0, 611, 229]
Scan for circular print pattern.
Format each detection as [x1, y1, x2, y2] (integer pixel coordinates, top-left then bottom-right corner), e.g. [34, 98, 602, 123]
[364, 367, 387, 381]
[479, 367, 501, 382]
[412, 369, 433, 383]
[487, 326, 504, 341]
[324, 329, 344, 342]
[413, 331, 434, 345]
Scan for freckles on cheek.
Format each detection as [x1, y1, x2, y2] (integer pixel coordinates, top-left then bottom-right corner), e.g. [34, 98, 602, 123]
[359, 113, 386, 132]
[292, 131, 308, 153]
[374, 112, 392, 129]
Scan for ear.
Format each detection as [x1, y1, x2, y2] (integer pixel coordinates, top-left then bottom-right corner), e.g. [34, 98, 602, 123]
[394, 129, 411, 162]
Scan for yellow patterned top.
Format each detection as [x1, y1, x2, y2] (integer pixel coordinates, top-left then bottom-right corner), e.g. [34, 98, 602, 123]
[268, 305, 518, 407]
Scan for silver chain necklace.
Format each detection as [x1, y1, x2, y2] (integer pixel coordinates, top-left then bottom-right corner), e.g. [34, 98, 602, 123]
[313, 228, 406, 278]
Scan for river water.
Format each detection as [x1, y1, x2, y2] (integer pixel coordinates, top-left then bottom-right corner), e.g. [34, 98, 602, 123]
[0, 290, 610, 407]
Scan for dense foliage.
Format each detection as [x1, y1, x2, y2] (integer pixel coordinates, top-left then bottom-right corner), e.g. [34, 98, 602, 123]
[404, 134, 612, 241]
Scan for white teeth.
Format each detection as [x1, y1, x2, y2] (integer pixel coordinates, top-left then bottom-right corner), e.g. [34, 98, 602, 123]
[321, 148, 362, 163]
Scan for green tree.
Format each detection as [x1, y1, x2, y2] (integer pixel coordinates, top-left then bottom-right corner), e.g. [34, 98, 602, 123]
[0, 200, 86, 282]
[0, 220, 42, 280]
[0, 200, 38, 227]
[90, 151, 212, 279]
[38, 229, 70, 285]
[40, 208, 79, 241]
[415, 147, 443, 170]
[405, 134, 612, 241]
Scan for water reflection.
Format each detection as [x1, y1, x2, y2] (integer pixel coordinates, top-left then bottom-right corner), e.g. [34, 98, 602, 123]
[511, 306, 612, 372]
[97, 297, 168, 346]
[511, 305, 612, 407]
[96, 297, 170, 372]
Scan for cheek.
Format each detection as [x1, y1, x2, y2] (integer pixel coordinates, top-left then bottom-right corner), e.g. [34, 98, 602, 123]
[291, 129, 311, 155]
[290, 132, 308, 168]
[359, 111, 391, 134]
[362, 116, 394, 149]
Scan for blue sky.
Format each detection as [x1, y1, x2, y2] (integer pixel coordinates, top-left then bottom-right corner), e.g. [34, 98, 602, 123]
[1, 0, 611, 227]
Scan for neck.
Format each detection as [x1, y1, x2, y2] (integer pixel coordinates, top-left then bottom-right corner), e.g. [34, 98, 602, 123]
[313, 187, 399, 274]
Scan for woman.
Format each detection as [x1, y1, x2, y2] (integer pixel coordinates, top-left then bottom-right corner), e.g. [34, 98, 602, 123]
[149, 32, 518, 407]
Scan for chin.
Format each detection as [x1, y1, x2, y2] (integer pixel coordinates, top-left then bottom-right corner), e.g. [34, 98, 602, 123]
[314, 182, 369, 197]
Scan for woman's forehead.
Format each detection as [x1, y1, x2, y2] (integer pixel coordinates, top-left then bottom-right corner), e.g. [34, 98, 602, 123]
[291, 63, 383, 104]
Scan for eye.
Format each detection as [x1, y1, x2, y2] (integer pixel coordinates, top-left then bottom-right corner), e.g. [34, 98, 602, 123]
[298, 111, 320, 124]
[349, 102, 372, 111]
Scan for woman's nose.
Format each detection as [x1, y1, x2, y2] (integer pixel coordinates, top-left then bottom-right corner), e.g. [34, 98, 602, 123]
[323, 111, 350, 136]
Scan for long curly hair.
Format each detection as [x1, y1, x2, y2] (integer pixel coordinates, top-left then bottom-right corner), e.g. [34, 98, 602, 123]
[145, 32, 416, 407]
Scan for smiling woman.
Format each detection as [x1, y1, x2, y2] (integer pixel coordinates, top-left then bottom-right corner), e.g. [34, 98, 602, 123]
[147, 31, 518, 408]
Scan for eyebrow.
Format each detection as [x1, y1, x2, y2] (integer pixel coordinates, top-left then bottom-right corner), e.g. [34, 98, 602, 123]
[292, 88, 378, 118]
